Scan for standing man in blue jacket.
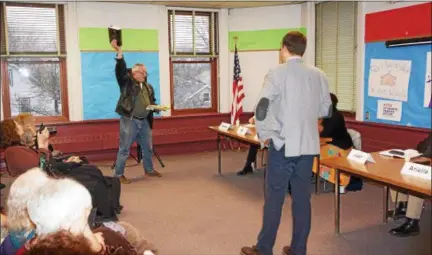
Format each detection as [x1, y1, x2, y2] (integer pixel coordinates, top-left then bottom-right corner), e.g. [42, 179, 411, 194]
[111, 39, 162, 184]
[241, 31, 332, 255]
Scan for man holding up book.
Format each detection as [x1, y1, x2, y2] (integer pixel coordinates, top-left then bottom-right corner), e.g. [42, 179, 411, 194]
[111, 39, 162, 184]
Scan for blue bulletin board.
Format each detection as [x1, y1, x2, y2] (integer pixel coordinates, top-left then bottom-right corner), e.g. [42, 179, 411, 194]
[363, 42, 431, 129]
[81, 52, 160, 120]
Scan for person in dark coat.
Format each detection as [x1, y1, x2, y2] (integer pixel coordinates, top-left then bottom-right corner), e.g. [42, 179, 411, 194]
[110, 39, 162, 184]
[319, 93, 362, 191]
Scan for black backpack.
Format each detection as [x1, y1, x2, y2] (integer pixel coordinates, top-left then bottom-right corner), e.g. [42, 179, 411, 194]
[417, 134, 432, 158]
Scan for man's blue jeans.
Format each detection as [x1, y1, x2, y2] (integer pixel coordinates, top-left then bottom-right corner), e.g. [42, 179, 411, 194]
[257, 143, 314, 255]
[114, 116, 154, 176]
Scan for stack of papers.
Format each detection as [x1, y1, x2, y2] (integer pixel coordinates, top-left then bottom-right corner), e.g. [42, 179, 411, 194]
[146, 105, 170, 111]
[379, 149, 422, 160]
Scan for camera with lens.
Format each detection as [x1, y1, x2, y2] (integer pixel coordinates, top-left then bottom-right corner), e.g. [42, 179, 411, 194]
[38, 123, 57, 135]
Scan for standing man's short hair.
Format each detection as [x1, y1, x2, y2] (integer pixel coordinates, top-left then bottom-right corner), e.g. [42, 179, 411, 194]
[282, 31, 307, 56]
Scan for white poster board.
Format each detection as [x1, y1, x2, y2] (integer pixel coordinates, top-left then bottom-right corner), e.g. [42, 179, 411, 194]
[424, 52, 431, 108]
[368, 59, 412, 101]
[377, 100, 402, 122]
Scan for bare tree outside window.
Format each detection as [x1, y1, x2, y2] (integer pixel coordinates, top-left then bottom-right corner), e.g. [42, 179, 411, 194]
[2, 3, 67, 118]
[172, 58, 212, 109]
[168, 10, 218, 114]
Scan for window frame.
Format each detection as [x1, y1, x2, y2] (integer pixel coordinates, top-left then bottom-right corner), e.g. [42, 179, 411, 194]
[168, 9, 219, 115]
[169, 57, 218, 115]
[1, 2, 69, 123]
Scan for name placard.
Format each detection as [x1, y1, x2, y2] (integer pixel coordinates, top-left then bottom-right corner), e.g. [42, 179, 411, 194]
[218, 122, 231, 132]
[401, 162, 431, 180]
[347, 149, 375, 164]
[237, 126, 248, 136]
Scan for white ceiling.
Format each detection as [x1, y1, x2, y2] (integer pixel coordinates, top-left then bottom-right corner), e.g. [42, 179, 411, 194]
[125, 1, 302, 9]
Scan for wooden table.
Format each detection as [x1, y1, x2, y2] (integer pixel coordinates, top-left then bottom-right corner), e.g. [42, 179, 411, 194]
[320, 152, 432, 235]
[209, 125, 260, 175]
[209, 125, 331, 176]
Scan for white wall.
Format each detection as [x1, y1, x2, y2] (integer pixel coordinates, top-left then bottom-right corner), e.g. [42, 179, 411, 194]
[227, 4, 303, 113]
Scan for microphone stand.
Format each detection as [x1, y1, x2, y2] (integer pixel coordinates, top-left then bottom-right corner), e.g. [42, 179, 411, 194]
[152, 147, 165, 168]
[111, 144, 165, 169]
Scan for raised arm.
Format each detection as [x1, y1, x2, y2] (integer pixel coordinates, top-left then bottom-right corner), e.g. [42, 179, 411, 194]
[318, 71, 332, 118]
[111, 39, 129, 87]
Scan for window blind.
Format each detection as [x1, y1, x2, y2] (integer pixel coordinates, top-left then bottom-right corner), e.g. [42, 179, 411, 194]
[168, 10, 218, 56]
[315, 1, 357, 112]
[4, 3, 65, 55]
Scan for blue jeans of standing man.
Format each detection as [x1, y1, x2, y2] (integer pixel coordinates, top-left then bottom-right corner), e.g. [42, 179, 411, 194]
[256, 142, 314, 255]
[115, 116, 155, 176]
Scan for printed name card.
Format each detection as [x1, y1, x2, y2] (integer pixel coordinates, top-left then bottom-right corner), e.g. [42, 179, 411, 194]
[347, 149, 376, 164]
[237, 126, 249, 136]
[218, 122, 231, 132]
[401, 162, 431, 180]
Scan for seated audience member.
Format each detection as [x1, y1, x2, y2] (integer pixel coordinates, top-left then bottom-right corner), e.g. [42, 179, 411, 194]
[237, 116, 260, 176]
[0, 119, 49, 176]
[14, 113, 60, 155]
[387, 135, 431, 237]
[2, 169, 151, 254]
[2, 168, 51, 254]
[23, 230, 103, 255]
[14, 113, 37, 148]
[24, 230, 156, 255]
[315, 93, 363, 192]
[0, 119, 122, 222]
[16, 175, 147, 255]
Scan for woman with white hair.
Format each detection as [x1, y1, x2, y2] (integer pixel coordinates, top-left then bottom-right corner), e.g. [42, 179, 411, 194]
[1, 168, 51, 254]
[26, 177, 103, 251]
[16, 174, 147, 255]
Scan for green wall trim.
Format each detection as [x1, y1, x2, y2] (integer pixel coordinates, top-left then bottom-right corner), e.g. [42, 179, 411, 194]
[229, 27, 307, 51]
[79, 28, 159, 51]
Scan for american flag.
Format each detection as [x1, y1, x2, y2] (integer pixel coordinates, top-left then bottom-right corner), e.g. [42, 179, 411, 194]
[231, 45, 245, 125]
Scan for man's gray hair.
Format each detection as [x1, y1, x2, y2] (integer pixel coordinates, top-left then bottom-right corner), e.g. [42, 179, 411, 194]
[27, 177, 92, 235]
[7, 168, 50, 231]
[132, 63, 145, 73]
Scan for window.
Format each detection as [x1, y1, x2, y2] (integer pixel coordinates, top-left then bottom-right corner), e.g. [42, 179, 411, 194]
[168, 10, 218, 114]
[1, 2, 68, 122]
[18, 97, 31, 113]
[315, 1, 358, 112]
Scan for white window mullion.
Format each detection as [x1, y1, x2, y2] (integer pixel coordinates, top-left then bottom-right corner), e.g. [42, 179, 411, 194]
[192, 11, 195, 55]
[172, 10, 176, 56]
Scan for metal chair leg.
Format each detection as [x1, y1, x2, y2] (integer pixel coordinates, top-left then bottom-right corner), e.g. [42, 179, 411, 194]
[323, 180, 329, 192]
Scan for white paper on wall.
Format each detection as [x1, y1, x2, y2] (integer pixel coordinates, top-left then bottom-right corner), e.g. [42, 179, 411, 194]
[424, 52, 431, 108]
[368, 59, 412, 102]
[377, 100, 402, 122]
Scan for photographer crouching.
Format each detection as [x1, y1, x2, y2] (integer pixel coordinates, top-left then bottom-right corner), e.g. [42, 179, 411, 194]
[111, 39, 162, 184]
